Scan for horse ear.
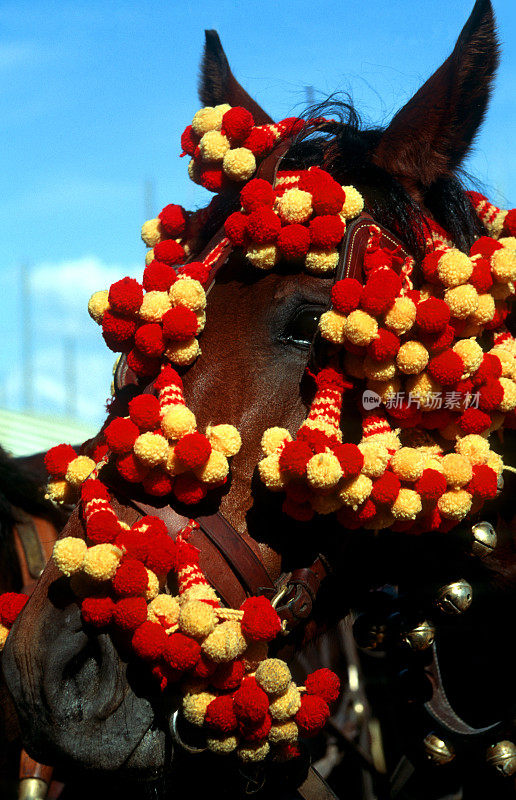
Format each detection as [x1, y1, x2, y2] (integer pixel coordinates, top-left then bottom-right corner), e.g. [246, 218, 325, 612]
[374, 0, 499, 187]
[199, 30, 274, 124]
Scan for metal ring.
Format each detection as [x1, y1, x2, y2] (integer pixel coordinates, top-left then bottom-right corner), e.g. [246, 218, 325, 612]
[170, 710, 206, 754]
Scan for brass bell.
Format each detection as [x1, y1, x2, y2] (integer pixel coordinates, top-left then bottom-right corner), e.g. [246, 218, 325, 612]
[486, 740, 516, 777]
[401, 620, 436, 651]
[423, 733, 455, 765]
[435, 580, 472, 615]
[352, 614, 389, 652]
[470, 521, 497, 558]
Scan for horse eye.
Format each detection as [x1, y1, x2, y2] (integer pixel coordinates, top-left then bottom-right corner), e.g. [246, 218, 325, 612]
[283, 306, 323, 346]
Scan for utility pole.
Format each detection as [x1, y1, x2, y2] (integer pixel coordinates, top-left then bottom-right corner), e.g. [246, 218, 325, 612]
[20, 263, 34, 411]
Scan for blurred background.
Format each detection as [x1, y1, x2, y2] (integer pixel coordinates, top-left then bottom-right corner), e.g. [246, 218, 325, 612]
[0, 0, 514, 455]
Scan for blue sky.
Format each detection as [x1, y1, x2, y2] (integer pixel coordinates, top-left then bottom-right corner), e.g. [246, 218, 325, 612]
[0, 0, 515, 429]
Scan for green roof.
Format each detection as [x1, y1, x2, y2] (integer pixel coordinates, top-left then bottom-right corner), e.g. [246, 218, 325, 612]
[0, 407, 98, 457]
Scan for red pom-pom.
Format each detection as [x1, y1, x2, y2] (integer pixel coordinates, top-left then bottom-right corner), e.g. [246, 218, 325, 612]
[142, 469, 174, 497]
[367, 329, 400, 362]
[0, 592, 28, 627]
[305, 668, 340, 705]
[415, 469, 447, 502]
[279, 441, 313, 478]
[116, 452, 149, 483]
[311, 183, 345, 216]
[222, 107, 254, 142]
[331, 278, 363, 314]
[416, 298, 450, 333]
[115, 530, 148, 562]
[467, 465, 498, 500]
[180, 261, 210, 285]
[126, 349, 161, 378]
[143, 261, 177, 292]
[153, 239, 185, 266]
[81, 479, 110, 504]
[112, 559, 149, 597]
[478, 380, 504, 411]
[143, 532, 176, 575]
[81, 596, 115, 627]
[241, 596, 281, 641]
[240, 178, 275, 212]
[131, 621, 168, 660]
[86, 510, 121, 544]
[485, 303, 509, 331]
[242, 126, 275, 157]
[225, 211, 248, 246]
[192, 652, 218, 679]
[158, 204, 187, 237]
[428, 351, 464, 386]
[109, 278, 143, 316]
[363, 249, 392, 274]
[154, 365, 183, 392]
[233, 676, 269, 725]
[420, 324, 455, 355]
[102, 311, 136, 352]
[246, 207, 281, 244]
[239, 713, 272, 742]
[356, 499, 377, 523]
[277, 224, 311, 259]
[133, 515, 168, 536]
[162, 306, 198, 342]
[175, 432, 211, 469]
[205, 695, 238, 733]
[333, 443, 364, 479]
[279, 117, 306, 137]
[181, 125, 198, 156]
[360, 270, 402, 316]
[104, 417, 139, 454]
[113, 597, 148, 631]
[470, 236, 503, 258]
[458, 407, 491, 434]
[199, 166, 228, 193]
[297, 427, 335, 454]
[473, 354, 502, 386]
[387, 401, 422, 428]
[503, 208, 516, 237]
[211, 659, 246, 691]
[309, 215, 345, 248]
[163, 632, 201, 671]
[371, 471, 401, 505]
[469, 257, 493, 293]
[173, 474, 207, 505]
[44, 443, 77, 478]
[128, 394, 161, 430]
[134, 324, 165, 358]
[295, 694, 330, 737]
[421, 250, 444, 283]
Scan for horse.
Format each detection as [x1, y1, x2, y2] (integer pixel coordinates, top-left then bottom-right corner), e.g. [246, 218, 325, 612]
[3, 1, 516, 798]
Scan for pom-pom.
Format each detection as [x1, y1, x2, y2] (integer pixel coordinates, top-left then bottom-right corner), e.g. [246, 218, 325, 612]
[437, 489, 472, 520]
[153, 239, 185, 266]
[437, 250, 473, 287]
[240, 178, 275, 212]
[331, 278, 362, 314]
[173, 474, 207, 505]
[194, 450, 229, 484]
[52, 537, 87, 576]
[206, 424, 241, 457]
[225, 212, 248, 246]
[113, 597, 148, 631]
[478, 380, 504, 412]
[65, 456, 95, 488]
[360, 270, 402, 316]
[133, 432, 168, 467]
[340, 186, 364, 219]
[83, 544, 122, 581]
[278, 440, 312, 478]
[105, 417, 139, 454]
[415, 469, 447, 502]
[179, 600, 216, 639]
[442, 453, 473, 488]
[181, 125, 198, 155]
[233, 677, 269, 725]
[205, 696, 238, 733]
[309, 215, 345, 248]
[174, 432, 211, 469]
[162, 306, 199, 342]
[311, 181, 345, 216]
[305, 249, 339, 274]
[86, 510, 121, 544]
[306, 452, 342, 489]
[467, 464, 498, 500]
[81, 596, 115, 627]
[108, 277, 143, 316]
[345, 310, 378, 346]
[368, 329, 400, 362]
[242, 126, 275, 156]
[81, 479, 110, 504]
[445, 284, 479, 319]
[147, 593, 179, 626]
[126, 349, 161, 378]
[222, 107, 254, 142]
[142, 469, 173, 497]
[458, 407, 491, 434]
[0, 592, 28, 627]
[255, 658, 291, 695]
[113, 559, 149, 597]
[269, 684, 302, 721]
[305, 668, 340, 705]
[277, 188, 313, 224]
[277, 224, 311, 259]
[428, 351, 464, 386]
[246, 207, 282, 244]
[161, 406, 196, 440]
[134, 324, 165, 358]
[199, 130, 230, 161]
[132, 621, 168, 661]
[202, 620, 247, 662]
[128, 394, 160, 431]
[260, 427, 292, 456]
[295, 694, 330, 737]
[383, 296, 416, 335]
[158, 204, 187, 237]
[391, 488, 422, 520]
[396, 341, 429, 375]
[88, 290, 110, 323]
[211, 659, 246, 691]
[164, 632, 201, 671]
[222, 148, 256, 181]
[469, 258, 493, 293]
[116, 452, 149, 483]
[44, 443, 77, 478]
[241, 596, 281, 641]
[170, 277, 206, 312]
[371, 471, 401, 505]
[391, 448, 425, 482]
[416, 298, 450, 333]
[139, 291, 172, 323]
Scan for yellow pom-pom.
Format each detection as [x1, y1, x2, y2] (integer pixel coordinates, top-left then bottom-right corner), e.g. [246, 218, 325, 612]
[198, 130, 230, 162]
[437, 249, 473, 287]
[133, 432, 168, 467]
[445, 284, 478, 319]
[145, 249, 155, 265]
[222, 148, 256, 181]
[194, 450, 229, 484]
[181, 582, 219, 606]
[215, 103, 232, 115]
[344, 352, 366, 379]
[391, 488, 422, 520]
[305, 249, 339, 274]
[368, 378, 401, 404]
[442, 453, 473, 488]
[470, 294, 495, 325]
[487, 451, 503, 476]
[183, 691, 217, 726]
[207, 735, 238, 754]
[255, 659, 291, 695]
[45, 479, 72, 504]
[53, 537, 87, 576]
[269, 683, 301, 721]
[139, 291, 171, 322]
[202, 620, 247, 663]
[88, 290, 110, 323]
[170, 277, 206, 312]
[260, 427, 292, 456]
[0, 624, 9, 650]
[490, 347, 516, 379]
[453, 338, 483, 377]
[363, 357, 396, 381]
[437, 489, 472, 520]
[345, 310, 378, 346]
[147, 594, 179, 626]
[499, 378, 516, 412]
[310, 493, 342, 515]
[242, 640, 269, 672]
[165, 446, 188, 476]
[319, 310, 346, 344]
[338, 474, 373, 509]
[246, 244, 278, 270]
[179, 600, 216, 639]
[391, 448, 425, 482]
[206, 424, 241, 457]
[455, 434, 490, 465]
[192, 106, 223, 136]
[258, 453, 288, 491]
[340, 186, 364, 220]
[145, 569, 160, 601]
[268, 722, 298, 745]
[65, 456, 95, 488]
[405, 372, 441, 409]
[164, 337, 201, 366]
[238, 741, 270, 762]
[396, 341, 429, 375]
[491, 244, 516, 283]
[196, 311, 206, 334]
[383, 297, 416, 335]
[358, 442, 390, 479]
[276, 188, 313, 224]
[188, 159, 202, 185]
[83, 544, 122, 581]
[141, 218, 163, 248]
[161, 405, 196, 439]
[306, 452, 342, 490]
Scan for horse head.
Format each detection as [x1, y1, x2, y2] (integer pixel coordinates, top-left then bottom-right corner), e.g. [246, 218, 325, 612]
[4, 0, 516, 792]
